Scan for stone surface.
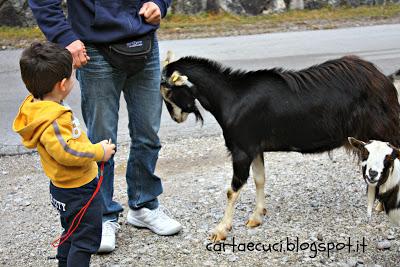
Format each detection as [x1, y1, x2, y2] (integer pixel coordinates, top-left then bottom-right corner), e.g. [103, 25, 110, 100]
[376, 240, 391, 250]
[0, 0, 25, 26]
[290, 0, 305, 10]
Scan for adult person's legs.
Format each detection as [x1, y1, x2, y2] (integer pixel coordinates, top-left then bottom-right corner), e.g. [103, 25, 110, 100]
[123, 40, 163, 211]
[78, 39, 181, 253]
[123, 38, 181, 235]
[78, 45, 123, 252]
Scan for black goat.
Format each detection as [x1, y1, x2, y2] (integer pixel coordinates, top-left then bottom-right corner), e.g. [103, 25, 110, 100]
[160, 54, 400, 242]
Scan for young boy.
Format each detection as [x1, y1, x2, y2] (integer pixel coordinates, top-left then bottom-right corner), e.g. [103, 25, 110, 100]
[13, 42, 116, 267]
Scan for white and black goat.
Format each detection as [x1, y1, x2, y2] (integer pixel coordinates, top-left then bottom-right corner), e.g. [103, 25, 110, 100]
[349, 138, 400, 225]
[160, 54, 400, 241]
[389, 69, 400, 92]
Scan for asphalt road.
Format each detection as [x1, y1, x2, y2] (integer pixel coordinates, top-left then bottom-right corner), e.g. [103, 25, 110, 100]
[1, 24, 400, 155]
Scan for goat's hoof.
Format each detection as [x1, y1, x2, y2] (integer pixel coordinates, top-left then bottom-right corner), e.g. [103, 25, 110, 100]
[375, 202, 384, 212]
[246, 208, 266, 228]
[246, 219, 262, 228]
[209, 231, 227, 243]
[209, 224, 231, 242]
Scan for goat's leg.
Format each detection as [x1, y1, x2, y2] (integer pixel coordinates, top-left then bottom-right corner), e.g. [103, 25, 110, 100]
[246, 153, 267, 228]
[210, 187, 241, 242]
[367, 185, 376, 220]
[210, 150, 251, 242]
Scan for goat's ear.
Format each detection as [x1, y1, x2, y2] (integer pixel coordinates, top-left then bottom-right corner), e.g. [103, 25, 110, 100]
[162, 50, 175, 68]
[348, 137, 366, 151]
[390, 146, 400, 160]
[170, 71, 189, 86]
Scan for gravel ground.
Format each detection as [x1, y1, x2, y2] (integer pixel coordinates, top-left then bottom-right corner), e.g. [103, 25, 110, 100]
[0, 133, 399, 267]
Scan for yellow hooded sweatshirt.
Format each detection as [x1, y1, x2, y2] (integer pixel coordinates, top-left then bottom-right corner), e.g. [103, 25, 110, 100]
[13, 95, 104, 188]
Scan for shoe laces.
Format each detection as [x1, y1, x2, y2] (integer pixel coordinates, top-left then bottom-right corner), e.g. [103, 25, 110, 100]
[103, 220, 120, 235]
[152, 206, 173, 220]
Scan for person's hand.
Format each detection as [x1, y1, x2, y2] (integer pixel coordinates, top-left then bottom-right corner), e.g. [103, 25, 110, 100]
[99, 140, 116, 162]
[139, 2, 161, 25]
[66, 40, 90, 68]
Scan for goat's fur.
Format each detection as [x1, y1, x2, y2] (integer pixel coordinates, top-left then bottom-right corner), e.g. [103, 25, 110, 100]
[389, 69, 400, 92]
[161, 55, 400, 241]
[349, 138, 400, 225]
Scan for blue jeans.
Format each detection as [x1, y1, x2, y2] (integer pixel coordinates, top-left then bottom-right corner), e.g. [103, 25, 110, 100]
[77, 38, 163, 221]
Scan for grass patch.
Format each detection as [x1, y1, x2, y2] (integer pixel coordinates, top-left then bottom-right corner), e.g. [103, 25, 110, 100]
[1, 5, 399, 47]
[0, 26, 44, 44]
[162, 4, 400, 29]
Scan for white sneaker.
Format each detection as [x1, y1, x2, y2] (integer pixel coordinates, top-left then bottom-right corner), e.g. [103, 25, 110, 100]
[127, 207, 182, 235]
[97, 220, 120, 253]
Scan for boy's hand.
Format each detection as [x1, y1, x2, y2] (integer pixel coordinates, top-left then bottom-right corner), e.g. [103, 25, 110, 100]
[99, 140, 116, 162]
[139, 2, 161, 25]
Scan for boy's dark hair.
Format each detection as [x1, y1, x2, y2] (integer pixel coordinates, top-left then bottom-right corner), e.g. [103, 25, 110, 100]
[19, 42, 73, 99]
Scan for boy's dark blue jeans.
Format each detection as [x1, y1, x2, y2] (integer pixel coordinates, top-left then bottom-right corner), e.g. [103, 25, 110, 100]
[50, 178, 102, 267]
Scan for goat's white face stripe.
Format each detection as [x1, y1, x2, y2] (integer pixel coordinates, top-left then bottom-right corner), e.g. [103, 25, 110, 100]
[363, 141, 393, 184]
[160, 85, 189, 123]
[172, 105, 189, 122]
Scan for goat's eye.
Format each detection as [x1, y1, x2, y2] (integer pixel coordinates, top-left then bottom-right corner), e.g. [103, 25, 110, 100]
[383, 155, 393, 168]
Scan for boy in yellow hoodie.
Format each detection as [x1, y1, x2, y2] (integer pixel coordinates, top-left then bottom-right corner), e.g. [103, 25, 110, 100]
[13, 42, 116, 267]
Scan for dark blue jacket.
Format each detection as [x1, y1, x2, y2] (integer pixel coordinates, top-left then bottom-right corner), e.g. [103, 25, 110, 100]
[29, 0, 171, 47]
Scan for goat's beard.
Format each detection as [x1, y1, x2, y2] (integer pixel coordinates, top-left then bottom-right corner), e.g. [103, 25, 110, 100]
[193, 105, 204, 125]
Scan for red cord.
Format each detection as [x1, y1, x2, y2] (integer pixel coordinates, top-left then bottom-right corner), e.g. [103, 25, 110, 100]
[51, 161, 105, 248]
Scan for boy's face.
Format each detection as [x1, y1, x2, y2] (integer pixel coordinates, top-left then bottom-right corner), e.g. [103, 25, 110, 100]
[62, 69, 75, 99]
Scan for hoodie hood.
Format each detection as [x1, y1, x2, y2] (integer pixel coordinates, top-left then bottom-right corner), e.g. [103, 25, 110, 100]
[13, 95, 70, 148]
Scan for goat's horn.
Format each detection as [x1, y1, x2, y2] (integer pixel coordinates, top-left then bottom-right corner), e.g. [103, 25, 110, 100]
[170, 71, 188, 86]
[162, 50, 175, 67]
[166, 51, 174, 62]
[170, 71, 179, 82]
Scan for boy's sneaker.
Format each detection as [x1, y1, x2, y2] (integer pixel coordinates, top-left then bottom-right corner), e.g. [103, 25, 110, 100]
[97, 220, 120, 253]
[127, 207, 182, 235]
